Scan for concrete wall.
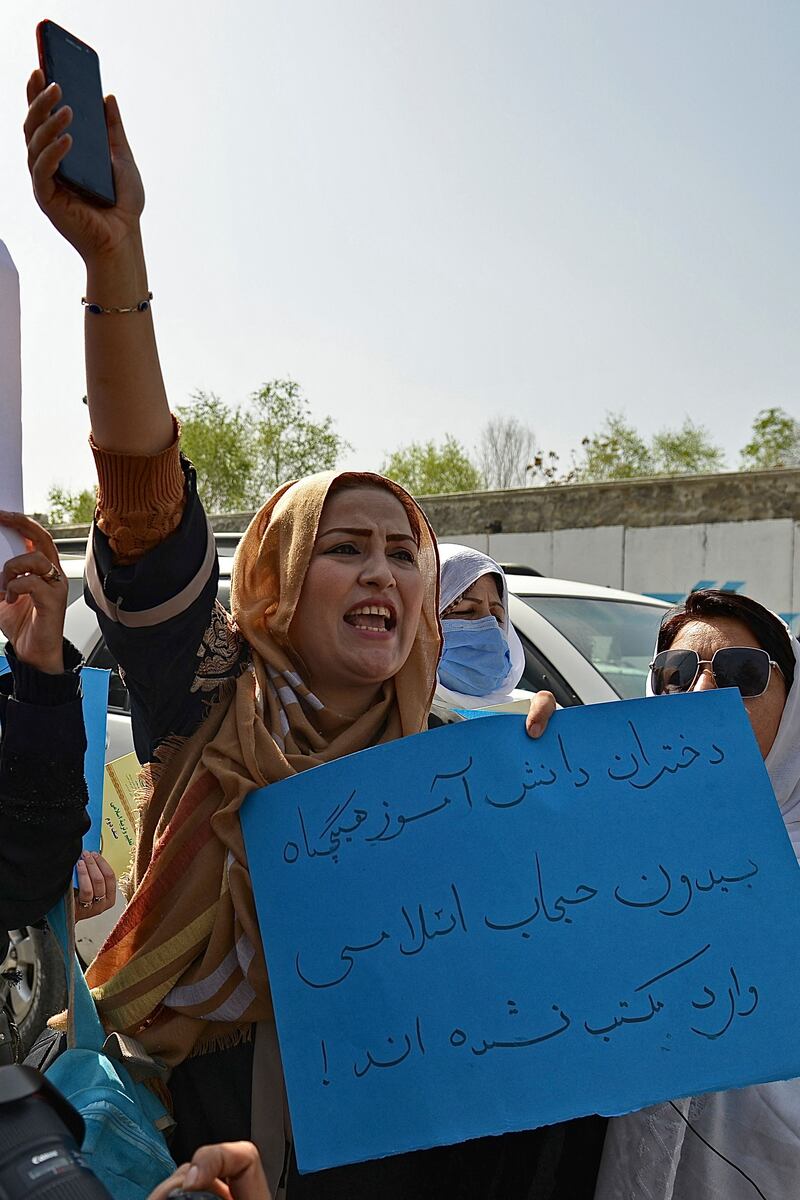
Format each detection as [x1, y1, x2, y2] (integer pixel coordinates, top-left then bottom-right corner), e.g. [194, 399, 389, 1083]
[419, 471, 800, 631]
[417, 467, 800, 534]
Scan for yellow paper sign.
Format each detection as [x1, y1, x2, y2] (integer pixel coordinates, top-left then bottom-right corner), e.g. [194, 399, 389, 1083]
[101, 752, 141, 878]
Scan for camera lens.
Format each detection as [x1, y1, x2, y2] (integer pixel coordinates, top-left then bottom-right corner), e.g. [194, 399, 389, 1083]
[0, 1069, 113, 1199]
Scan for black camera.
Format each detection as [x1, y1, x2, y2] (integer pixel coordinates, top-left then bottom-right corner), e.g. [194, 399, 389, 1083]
[167, 1194, 225, 1199]
[0, 1064, 112, 1198]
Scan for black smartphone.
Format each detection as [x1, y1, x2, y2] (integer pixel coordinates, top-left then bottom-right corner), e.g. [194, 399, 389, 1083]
[36, 19, 116, 207]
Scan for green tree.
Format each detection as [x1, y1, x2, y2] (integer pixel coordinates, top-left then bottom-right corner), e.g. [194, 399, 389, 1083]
[244, 380, 351, 505]
[740, 407, 800, 470]
[573, 413, 655, 481]
[651, 418, 725, 475]
[381, 436, 482, 495]
[176, 392, 253, 513]
[572, 412, 726, 482]
[176, 380, 352, 512]
[47, 485, 97, 525]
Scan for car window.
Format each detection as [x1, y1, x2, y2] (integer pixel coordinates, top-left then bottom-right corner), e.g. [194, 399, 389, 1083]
[66, 576, 85, 607]
[519, 597, 666, 700]
[514, 630, 581, 708]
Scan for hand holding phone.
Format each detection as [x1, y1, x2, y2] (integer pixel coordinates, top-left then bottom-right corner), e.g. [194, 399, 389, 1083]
[25, 24, 144, 264]
[37, 20, 115, 206]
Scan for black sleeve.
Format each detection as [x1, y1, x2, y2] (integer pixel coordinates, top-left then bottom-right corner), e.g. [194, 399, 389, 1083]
[83, 456, 242, 764]
[0, 641, 90, 932]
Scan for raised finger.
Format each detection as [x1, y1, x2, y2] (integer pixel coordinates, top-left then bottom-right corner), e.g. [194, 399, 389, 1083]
[27, 103, 72, 169]
[90, 853, 118, 901]
[0, 512, 60, 564]
[24, 79, 62, 145]
[27, 67, 47, 107]
[81, 851, 107, 900]
[75, 858, 95, 909]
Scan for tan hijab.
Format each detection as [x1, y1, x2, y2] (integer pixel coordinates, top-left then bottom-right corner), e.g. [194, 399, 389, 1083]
[86, 471, 441, 1066]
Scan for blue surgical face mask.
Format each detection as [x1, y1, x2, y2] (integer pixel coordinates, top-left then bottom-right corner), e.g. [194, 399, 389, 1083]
[439, 615, 512, 696]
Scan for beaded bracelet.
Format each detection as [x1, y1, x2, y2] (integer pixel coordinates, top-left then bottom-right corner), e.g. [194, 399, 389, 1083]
[81, 291, 153, 315]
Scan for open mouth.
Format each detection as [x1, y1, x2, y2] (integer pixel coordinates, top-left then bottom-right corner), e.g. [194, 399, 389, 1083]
[343, 603, 397, 633]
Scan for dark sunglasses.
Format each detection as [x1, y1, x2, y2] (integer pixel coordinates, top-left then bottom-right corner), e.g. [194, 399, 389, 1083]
[649, 646, 781, 698]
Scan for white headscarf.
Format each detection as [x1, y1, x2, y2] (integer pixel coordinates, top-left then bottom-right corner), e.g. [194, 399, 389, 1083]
[596, 617, 800, 1200]
[766, 624, 800, 858]
[435, 544, 526, 711]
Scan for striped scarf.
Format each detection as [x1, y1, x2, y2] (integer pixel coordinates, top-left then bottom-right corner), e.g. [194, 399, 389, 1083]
[85, 471, 441, 1067]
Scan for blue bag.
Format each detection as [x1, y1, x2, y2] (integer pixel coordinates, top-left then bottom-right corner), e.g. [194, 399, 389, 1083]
[45, 895, 176, 1200]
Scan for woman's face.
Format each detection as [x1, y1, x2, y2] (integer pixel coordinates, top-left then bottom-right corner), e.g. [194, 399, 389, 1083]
[289, 486, 425, 714]
[444, 574, 505, 625]
[666, 616, 787, 758]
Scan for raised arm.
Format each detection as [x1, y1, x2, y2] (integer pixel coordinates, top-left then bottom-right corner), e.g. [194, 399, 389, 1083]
[24, 68, 172, 455]
[24, 68, 235, 762]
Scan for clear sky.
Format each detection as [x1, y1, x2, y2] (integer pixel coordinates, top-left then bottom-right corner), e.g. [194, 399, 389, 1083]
[2, 2, 799, 511]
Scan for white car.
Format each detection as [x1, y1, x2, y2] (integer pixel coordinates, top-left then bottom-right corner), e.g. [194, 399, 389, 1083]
[1, 549, 669, 1050]
[505, 574, 669, 705]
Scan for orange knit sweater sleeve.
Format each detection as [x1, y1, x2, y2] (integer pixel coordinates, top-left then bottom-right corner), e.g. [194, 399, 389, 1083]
[90, 416, 187, 565]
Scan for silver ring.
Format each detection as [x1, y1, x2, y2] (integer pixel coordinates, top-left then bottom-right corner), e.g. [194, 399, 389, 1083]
[43, 564, 62, 585]
[92, 894, 106, 904]
[79, 900, 94, 910]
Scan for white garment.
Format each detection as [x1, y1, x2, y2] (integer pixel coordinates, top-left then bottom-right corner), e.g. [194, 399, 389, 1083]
[766, 628, 800, 859]
[596, 624, 800, 1200]
[435, 544, 526, 711]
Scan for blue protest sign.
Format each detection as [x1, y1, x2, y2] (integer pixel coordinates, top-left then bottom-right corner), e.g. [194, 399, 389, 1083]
[241, 691, 800, 1174]
[0, 654, 108, 854]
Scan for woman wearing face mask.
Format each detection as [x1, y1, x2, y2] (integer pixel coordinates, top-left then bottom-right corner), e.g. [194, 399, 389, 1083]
[432, 545, 533, 723]
[595, 588, 800, 1200]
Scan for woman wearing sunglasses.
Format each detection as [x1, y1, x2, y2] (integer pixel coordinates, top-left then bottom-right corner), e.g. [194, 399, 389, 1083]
[595, 587, 800, 1200]
[647, 588, 794, 761]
